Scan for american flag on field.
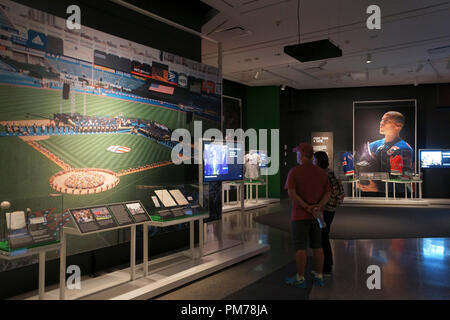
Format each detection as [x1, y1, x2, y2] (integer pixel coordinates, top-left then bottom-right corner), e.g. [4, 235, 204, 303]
[107, 146, 131, 153]
[149, 83, 174, 95]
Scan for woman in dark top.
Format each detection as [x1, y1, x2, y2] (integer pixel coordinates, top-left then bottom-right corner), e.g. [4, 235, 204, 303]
[313, 151, 345, 275]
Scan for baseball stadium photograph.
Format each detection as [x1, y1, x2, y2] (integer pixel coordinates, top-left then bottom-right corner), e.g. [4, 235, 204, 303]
[0, 0, 222, 259]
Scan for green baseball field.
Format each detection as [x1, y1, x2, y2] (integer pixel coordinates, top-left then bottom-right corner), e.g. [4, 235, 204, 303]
[0, 84, 203, 214]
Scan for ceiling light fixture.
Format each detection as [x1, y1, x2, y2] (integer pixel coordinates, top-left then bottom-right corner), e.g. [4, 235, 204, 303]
[366, 53, 372, 64]
[281, 85, 286, 91]
[283, 0, 342, 63]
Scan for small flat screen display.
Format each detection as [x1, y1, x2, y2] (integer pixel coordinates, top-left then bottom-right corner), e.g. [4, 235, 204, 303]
[203, 141, 244, 182]
[257, 150, 269, 168]
[420, 150, 450, 168]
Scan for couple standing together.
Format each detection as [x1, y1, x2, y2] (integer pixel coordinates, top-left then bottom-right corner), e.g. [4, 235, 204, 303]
[285, 143, 344, 288]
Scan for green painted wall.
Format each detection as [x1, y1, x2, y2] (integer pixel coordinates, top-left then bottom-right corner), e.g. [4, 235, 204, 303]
[246, 86, 280, 198]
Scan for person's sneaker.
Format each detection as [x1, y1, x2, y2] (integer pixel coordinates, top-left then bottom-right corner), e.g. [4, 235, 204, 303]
[285, 275, 307, 288]
[313, 275, 325, 287]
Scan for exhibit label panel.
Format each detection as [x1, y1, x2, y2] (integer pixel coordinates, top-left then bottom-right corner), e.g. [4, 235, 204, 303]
[311, 132, 334, 168]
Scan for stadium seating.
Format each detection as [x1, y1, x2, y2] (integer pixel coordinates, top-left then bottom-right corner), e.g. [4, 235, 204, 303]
[94, 68, 144, 90]
[46, 55, 145, 91]
[0, 60, 16, 72]
[2, 57, 59, 80]
[0, 69, 41, 86]
[0, 8, 14, 30]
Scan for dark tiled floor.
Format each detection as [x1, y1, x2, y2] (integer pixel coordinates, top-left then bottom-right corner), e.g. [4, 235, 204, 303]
[156, 200, 450, 300]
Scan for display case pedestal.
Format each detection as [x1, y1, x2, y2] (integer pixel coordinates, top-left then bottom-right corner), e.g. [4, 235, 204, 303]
[0, 243, 60, 300]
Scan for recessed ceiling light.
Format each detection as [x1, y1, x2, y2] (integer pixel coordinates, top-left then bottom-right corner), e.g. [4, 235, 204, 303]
[366, 53, 372, 64]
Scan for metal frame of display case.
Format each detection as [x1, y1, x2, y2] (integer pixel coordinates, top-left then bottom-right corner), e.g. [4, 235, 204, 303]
[222, 155, 270, 207]
[145, 213, 208, 274]
[58, 200, 208, 300]
[59, 220, 148, 300]
[341, 178, 360, 198]
[382, 179, 423, 200]
[245, 179, 267, 203]
[0, 243, 61, 300]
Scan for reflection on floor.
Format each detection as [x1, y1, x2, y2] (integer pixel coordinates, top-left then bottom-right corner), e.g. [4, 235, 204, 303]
[157, 200, 450, 300]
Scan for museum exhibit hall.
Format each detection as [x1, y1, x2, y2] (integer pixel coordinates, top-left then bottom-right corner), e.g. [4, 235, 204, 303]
[0, 0, 449, 304]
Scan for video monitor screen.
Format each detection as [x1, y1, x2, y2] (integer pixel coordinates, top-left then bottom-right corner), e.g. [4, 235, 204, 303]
[257, 150, 269, 168]
[420, 150, 450, 168]
[203, 141, 244, 182]
[152, 62, 169, 82]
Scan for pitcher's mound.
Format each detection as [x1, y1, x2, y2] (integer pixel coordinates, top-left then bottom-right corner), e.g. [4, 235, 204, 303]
[49, 168, 119, 195]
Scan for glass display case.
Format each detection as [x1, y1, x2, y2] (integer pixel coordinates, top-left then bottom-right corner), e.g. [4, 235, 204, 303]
[135, 183, 209, 223]
[0, 194, 64, 253]
[334, 151, 356, 180]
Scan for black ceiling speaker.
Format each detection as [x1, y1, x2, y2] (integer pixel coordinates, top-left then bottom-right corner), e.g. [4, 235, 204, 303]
[284, 39, 342, 62]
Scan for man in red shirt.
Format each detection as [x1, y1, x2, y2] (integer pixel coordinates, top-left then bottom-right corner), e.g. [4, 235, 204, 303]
[285, 143, 331, 288]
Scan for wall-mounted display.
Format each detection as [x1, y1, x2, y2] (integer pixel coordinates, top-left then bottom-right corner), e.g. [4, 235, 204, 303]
[0, 0, 222, 271]
[420, 149, 450, 169]
[0, 0, 221, 199]
[203, 141, 244, 182]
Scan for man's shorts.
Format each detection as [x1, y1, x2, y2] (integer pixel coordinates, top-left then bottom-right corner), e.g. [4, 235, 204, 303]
[291, 219, 322, 251]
